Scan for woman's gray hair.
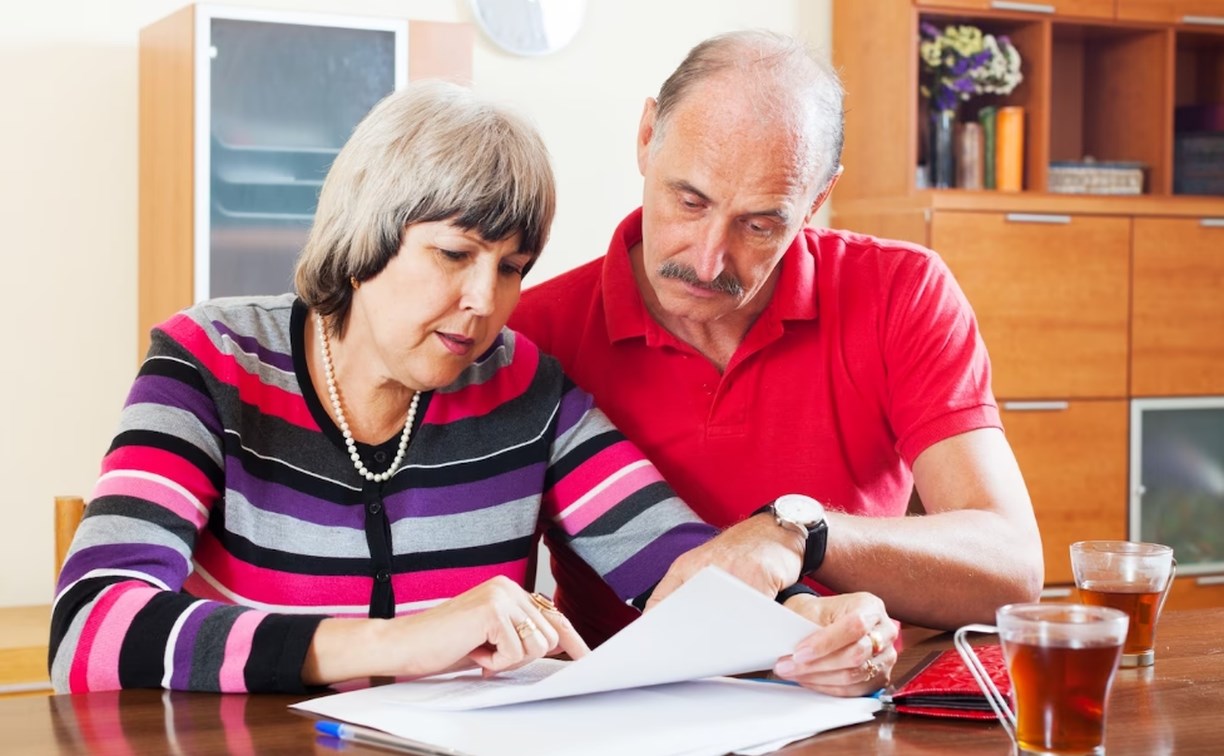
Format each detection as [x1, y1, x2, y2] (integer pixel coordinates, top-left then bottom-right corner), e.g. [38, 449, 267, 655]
[295, 80, 556, 335]
[653, 30, 844, 188]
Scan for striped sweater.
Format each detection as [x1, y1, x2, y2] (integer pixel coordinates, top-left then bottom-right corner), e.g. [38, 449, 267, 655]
[51, 294, 716, 693]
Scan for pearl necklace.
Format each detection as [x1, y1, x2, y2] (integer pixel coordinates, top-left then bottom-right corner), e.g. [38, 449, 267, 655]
[315, 312, 419, 483]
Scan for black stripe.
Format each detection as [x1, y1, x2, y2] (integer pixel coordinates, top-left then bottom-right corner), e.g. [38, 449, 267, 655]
[577, 481, 675, 537]
[139, 349, 212, 396]
[49, 576, 125, 664]
[86, 497, 198, 549]
[118, 591, 198, 688]
[245, 614, 324, 693]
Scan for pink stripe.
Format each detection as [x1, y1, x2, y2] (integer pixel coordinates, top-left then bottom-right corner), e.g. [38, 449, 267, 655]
[547, 440, 650, 513]
[84, 585, 157, 692]
[426, 339, 539, 425]
[101, 446, 218, 508]
[218, 611, 263, 692]
[556, 462, 666, 534]
[92, 474, 209, 529]
[163, 314, 317, 430]
[68, 582, 144, 692]
[390, 559, 529, 606]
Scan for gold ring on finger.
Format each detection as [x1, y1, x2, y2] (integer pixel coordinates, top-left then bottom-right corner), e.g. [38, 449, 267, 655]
[868, 628, 886, 656]
[514, 619, 539, 640]
[529, 592, 558, 613]
[863, 657, 882, 681]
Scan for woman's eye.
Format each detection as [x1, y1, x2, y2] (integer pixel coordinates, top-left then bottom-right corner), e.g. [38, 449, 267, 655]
[499, 263, 525, 277]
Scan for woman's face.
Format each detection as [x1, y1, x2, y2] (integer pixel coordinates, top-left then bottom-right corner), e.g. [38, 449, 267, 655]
[350, 218, 534, 392]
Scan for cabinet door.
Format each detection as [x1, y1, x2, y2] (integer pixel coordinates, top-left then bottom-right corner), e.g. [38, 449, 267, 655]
[915, 0, 1115, 17]
[1002, 400, 1128, 584]
[932, 211, 1130, 399]
[1132, 218, 1224, 396]
[1166, 576, 1224, 610]
[1118, 0, 1224, 22]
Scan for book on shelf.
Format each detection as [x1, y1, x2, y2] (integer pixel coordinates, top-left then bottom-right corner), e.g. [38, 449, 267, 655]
[996, 106, 1025, 192]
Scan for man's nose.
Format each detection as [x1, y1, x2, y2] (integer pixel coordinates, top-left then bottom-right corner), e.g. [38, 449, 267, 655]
[691, 220, 731, 282]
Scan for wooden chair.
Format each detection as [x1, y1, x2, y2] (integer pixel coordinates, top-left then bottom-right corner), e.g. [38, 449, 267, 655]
[54, 495, 85, 581]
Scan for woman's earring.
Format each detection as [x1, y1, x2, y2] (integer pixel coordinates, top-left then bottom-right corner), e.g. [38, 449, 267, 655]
[350, 276, 360, 290]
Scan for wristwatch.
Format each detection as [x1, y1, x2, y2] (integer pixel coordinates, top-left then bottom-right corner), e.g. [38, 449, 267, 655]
[755, 494, 829, 577]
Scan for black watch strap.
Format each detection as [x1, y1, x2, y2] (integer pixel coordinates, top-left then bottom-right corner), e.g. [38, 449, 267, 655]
[752, 502, 829, 578]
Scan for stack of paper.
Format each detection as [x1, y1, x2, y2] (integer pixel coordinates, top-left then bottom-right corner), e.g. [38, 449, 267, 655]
[292, 567, 880, 755]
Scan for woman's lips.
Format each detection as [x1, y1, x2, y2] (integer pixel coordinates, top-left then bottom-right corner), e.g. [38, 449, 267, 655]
[437, 331, 476, 355]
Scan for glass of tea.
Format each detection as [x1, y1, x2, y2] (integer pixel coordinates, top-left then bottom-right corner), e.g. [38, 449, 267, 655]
[1070, 540, 1176, 667]
[956, 603, 1129, 756]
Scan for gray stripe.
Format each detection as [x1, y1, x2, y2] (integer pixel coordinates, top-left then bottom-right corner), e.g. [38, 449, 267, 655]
[439, 328, 517, 393]
[188, 604, 250, 692]
[566, 497, 698, 576]
[117, 404, 223, 468]
[392, 495, 541, 553]
[222, 491, 368, 557]
[552, 405, 618, 460]
[71, 513, 194, 563]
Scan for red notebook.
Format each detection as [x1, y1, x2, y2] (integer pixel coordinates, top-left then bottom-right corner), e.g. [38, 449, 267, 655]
[880, 644, 1013, 720]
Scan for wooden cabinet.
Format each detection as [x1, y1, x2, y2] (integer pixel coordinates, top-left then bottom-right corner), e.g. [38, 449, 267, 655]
[915, 0, 1116, 18]
[1002, 400, 1128, 584]
[1132, 217, 1224, 396]
[833, 0, 1224, 603]
[932, 211, 1130, 399]
[138, 5, 473, 357]
[1166, 575, 1224, 610]
[1117, 0, 1224, 23]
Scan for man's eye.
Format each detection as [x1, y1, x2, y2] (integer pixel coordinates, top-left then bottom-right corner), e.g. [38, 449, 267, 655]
[440, 249, 467, 262]
[681, 197, 703, 210]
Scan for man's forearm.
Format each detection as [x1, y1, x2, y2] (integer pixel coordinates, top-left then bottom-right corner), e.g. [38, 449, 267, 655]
[816, 508, 1044, 629]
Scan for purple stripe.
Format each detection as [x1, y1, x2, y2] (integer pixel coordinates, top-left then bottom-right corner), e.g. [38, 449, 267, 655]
[387, 463, 547, 518]
[58, 543, 188, 593]
[556, 385, 595, 439]
[125, 374, 222, 437]
[602, 523, 718, 600]
[225, 457, 357, 528]
[170, 603, 212, 689]
[212, 320, 295, 373]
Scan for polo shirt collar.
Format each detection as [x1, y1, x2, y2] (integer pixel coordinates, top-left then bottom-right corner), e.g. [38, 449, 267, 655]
[601, 208, 819, 345]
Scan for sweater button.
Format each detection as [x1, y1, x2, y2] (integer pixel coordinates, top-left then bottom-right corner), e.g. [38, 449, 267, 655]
[375, 570, 390, 583]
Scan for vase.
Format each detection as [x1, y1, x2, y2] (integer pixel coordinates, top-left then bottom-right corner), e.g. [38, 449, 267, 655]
[929, 108, 956, 189]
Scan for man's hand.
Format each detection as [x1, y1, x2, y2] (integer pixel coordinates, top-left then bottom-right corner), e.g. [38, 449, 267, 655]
[644, 513, 803, 610]
[772, 592, 898, 696]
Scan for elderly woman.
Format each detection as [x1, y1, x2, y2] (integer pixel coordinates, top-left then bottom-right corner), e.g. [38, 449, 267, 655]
[51, 81, 896, 695]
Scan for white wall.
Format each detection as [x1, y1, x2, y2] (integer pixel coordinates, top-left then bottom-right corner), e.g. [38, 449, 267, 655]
[0, 0, 830, 607]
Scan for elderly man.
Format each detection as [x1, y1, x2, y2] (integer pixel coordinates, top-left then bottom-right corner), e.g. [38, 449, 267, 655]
[511, 30, 1044, 650]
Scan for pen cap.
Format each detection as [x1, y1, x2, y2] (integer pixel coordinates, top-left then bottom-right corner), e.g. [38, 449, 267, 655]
[315, 721, 345, 738]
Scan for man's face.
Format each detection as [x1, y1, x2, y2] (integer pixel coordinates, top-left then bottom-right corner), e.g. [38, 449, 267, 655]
[635, 81, 825, 326]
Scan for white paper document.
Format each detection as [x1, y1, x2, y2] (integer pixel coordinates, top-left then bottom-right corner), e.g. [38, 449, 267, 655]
[411, 565, 821, 709]
[292, 567, 881, 755]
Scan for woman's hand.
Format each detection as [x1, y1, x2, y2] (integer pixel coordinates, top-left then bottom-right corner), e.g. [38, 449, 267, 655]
[303, 576, 589, 685]
[771, 592, 899, 696]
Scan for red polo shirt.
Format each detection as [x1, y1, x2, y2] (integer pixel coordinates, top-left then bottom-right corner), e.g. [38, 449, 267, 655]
[511, 208, 1000, 645]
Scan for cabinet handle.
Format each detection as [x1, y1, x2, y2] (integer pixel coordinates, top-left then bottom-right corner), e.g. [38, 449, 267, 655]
[1197, 575, 1224, 587]
[1182, 15, 1224, 27]
[1040, 586, 1073, 599]
[1003, 401, 1070, 411]
[1005, 213, 1071, 225]
[991, 1, 1055, 13]
[1201, 218, 1224, 228]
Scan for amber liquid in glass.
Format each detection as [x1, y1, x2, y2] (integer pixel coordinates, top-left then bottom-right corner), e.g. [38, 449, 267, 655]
[1078, 581, 1162, 655]
[1006, 640, 1123, 754]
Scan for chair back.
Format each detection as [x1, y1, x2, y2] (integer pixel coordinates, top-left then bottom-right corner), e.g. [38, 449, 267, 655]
[54, 495, 85, 582]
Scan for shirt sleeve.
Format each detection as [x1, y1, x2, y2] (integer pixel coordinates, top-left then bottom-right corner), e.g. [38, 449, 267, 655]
[882, 250, 1002, 466]
[49, 319, 323, 694]
[539, 378, 718, 602]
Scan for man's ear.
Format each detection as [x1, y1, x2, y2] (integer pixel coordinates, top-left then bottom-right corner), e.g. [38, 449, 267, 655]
[637, 97, 659, 176]
[804, 165, 844, 225]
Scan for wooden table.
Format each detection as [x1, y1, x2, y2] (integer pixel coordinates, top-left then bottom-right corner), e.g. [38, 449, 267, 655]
[0, 605, 52, 695]
[3, 608, 1221, 754]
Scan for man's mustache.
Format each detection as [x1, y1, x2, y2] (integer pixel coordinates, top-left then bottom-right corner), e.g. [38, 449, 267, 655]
[658, 261, 744, 297]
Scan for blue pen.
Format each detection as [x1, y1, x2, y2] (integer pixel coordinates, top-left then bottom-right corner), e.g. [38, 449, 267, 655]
[315, 720, 470, 756]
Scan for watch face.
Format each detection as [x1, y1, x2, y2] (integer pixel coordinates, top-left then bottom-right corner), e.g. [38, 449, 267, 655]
[775, 494, 825, 527]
